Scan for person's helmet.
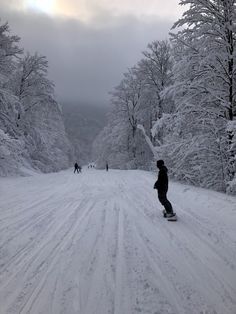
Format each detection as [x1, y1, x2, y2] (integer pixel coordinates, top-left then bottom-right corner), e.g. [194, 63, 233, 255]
[156, 159, 164, 168]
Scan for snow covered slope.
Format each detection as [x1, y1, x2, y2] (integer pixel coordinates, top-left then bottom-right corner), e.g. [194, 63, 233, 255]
[0, 169, 236, 314]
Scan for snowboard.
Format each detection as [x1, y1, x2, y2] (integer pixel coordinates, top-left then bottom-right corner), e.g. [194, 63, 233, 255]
[162, 210, 177, 221]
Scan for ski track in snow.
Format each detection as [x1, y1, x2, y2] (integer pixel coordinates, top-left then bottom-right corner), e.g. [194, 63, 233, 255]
[0, 169, 236, 314]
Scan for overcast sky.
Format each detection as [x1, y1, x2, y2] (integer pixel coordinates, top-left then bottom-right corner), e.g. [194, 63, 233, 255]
[0, 0, 184, 107]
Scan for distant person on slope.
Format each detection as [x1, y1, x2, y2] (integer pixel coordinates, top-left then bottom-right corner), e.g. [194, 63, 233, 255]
[154, 160, 175, 219]
[74, 162, 79, 173]
[106, 162, 109, 171]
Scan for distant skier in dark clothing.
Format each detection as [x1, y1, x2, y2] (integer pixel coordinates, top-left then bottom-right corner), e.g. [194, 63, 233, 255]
[106, 162, 109, 171]
[154, 160, 175, 218]
[74, 162, 79, 173]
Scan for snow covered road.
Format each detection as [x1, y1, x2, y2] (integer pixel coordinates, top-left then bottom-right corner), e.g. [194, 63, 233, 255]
[0, 169, 236, 314]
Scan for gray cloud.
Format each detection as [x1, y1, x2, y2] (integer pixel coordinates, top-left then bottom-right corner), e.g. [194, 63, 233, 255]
[1, 7, 176, 106]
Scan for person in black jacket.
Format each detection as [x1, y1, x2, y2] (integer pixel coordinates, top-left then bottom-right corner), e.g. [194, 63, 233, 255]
[154, 160, 174, 217]
[74, 162, 79, 173]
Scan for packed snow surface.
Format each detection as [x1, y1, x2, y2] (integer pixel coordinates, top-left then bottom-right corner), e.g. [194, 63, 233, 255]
[0, 169, 236, 314]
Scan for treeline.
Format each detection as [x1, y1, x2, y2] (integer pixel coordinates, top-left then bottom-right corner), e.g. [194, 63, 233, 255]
[93, 0, 236, 193]
[0, 21, 73, 176]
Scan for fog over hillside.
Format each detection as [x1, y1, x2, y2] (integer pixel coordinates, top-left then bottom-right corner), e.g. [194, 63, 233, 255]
[62, 103, 108, 165]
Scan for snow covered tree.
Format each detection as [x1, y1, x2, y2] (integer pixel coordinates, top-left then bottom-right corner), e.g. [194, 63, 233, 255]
[0, 21, 73, 176]
[13, 53, 54, 116]
[11, 53, 73, 172]
[140, 40, 173, 117]
[110, 67, 145, 166]
[166, 0, 236, 192]
[0, 22, 22, 84]
[92, 110, 131, 169]
[0, 21, 23, 136]
[137, 40, 174, 145]
[92, 103, 153, 170]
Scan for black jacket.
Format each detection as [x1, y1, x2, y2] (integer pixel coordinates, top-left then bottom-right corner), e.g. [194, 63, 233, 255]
[154, 165, 169, 192]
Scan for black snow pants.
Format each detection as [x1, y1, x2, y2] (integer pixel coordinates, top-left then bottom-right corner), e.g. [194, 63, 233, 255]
[158, 190, 173, 214]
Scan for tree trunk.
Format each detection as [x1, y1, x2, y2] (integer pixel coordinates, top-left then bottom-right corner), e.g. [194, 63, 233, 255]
[223, 0, 236, 184]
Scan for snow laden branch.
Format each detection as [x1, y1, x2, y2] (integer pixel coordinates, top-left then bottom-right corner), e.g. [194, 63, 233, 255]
[137, 124, 159, 157]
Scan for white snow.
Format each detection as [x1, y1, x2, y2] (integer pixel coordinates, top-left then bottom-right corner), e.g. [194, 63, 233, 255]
[0, 169, 236, 314]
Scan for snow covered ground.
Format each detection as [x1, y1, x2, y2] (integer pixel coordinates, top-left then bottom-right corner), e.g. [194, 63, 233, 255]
[0, 168, 236, 314]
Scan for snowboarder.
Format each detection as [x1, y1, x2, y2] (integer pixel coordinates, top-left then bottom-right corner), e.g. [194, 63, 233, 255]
[74, 162, 79, 173]
[153, 160, 176, 220]
[106, 162, 109, 171]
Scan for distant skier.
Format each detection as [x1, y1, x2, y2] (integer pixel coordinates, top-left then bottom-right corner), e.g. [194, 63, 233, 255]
[74, 162, 79, 173]
[106, 162, 109, 172]
[154, 160, 176, 220]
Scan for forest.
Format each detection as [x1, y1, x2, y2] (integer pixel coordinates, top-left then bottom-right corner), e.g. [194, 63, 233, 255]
[93, 0, 236, 194]
[0, 21, 73, 176]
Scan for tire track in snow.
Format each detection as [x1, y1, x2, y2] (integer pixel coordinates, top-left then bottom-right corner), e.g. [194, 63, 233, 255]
[117, 179, 236, 314]
[0, 197, 95, 314]
[0, 177, 88, 285]
[119, 205, 180, 314]
[0, 169, 236, 314]
[113, 203, 133, 314]
[0, 200, 80, 285]
[18, 199, 97, 314]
